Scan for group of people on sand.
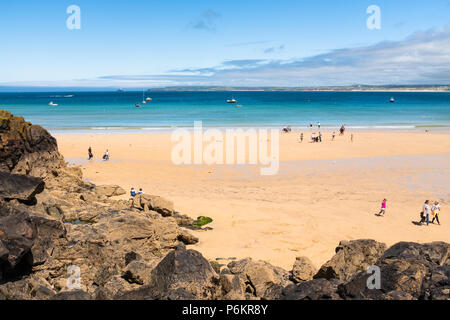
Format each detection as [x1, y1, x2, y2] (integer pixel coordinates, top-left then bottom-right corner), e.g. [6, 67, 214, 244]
[378, 198, 442, 226]
[420, 200, 441, 226]
[130, 187, 143, 198]
[87, 147, 110, 161]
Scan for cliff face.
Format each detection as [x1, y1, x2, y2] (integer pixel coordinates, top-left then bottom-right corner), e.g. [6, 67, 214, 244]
[0, 110, 448, 300]
[0, 110, 63, 177]
[0, 110, 199, 299]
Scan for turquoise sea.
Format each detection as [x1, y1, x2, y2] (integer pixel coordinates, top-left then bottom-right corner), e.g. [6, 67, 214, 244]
[0, 91, 449, 132]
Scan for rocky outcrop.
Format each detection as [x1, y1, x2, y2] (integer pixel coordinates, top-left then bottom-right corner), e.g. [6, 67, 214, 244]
[0, 110, 64, 178]
[314, 239, 387, 282]
[338, 241, 450, 300]
[0, 110, 203, 300]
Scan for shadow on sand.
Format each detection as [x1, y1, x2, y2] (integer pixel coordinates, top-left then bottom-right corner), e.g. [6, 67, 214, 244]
[374, 213, 384, 217]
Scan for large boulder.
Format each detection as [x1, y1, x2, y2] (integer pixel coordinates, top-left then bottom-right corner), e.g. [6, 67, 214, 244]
[117, 244, 220, 300]
[381, 241, 449, 267]
[226, 258, 293, 300]
[29, 216, 67, 266]
[132, 194, 174, 216]
[292, 256, 316, 283]
[314, 239, 387, 282]
[0, 205, 37, 280]
[0, 172, 45, 202]
[338, 242, 450, 300]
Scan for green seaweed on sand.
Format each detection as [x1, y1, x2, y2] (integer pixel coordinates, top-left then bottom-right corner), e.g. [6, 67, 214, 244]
[192, 216, 213, 228]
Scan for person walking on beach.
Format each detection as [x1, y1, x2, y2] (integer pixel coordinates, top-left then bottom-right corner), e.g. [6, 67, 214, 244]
[103, 149, 110, 161]
[318, 132, 322, 142]
[379, 199, 387, 216]
[88, 147, 93, 160]
[332, 131, 336, 141]
[421, 200, 431, 225]
[300, 133, 304, 142]
[311, 132, 316, 142]
[317, 122, 321, 129]
[351, 134, 354, 143]
[431, 201, 441, 225]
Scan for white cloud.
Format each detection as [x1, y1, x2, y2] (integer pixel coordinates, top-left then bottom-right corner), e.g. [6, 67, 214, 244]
[2, 25, 450, 88]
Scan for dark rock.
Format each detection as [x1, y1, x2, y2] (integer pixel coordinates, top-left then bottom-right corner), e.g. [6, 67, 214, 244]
[0, 172, 44, 202]
[281, 278, 341, 300]
[125, 251, 142, 266]
[29, 215, 66, 266]
[314, 239, 386, 282]
[0, 205, 37, 280]
[421, 265, 450, 300]
[0, 110, 63, 178]
[381, 241, 449, 267]
[117, 244, 219, 300]
[338, 242, 450, 300]
[122, 261, 151, 285]
[51, 290, 92, 300]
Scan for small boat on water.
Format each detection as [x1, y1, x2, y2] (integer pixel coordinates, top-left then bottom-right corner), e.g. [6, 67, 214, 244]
[390, 97, 395, 103]
[48, 101, 58, 107]
[141, 90, 147, 104]
[135, 104, 141, 108]
[227, 98, 237, 103]
[146, 97, 152, 102]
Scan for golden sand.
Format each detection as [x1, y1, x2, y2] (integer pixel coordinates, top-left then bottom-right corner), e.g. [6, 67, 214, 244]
[56, 130, 450, 270]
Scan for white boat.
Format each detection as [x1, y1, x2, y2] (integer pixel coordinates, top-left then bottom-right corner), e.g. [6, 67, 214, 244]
[48, 101, 58, 107]
[227, 98, 237, 103]
[390, 97, 395, 103]
[146, 97, 152, 101]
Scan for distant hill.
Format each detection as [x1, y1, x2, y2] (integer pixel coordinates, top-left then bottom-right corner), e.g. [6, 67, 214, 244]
[149, 85, 450, 92]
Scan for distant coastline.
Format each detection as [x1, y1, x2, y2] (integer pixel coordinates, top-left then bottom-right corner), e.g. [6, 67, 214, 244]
[148, 85, 450, 92]
[1, 85, 450, 93]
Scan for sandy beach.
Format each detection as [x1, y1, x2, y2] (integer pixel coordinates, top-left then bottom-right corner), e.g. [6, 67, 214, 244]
[55, 130, 450, 270]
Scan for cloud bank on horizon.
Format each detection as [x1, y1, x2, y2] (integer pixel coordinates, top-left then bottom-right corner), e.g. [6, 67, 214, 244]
[3, 24, 450, 88]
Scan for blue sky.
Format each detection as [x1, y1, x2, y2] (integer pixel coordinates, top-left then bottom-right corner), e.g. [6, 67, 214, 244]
[0, 0, 449, 88]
